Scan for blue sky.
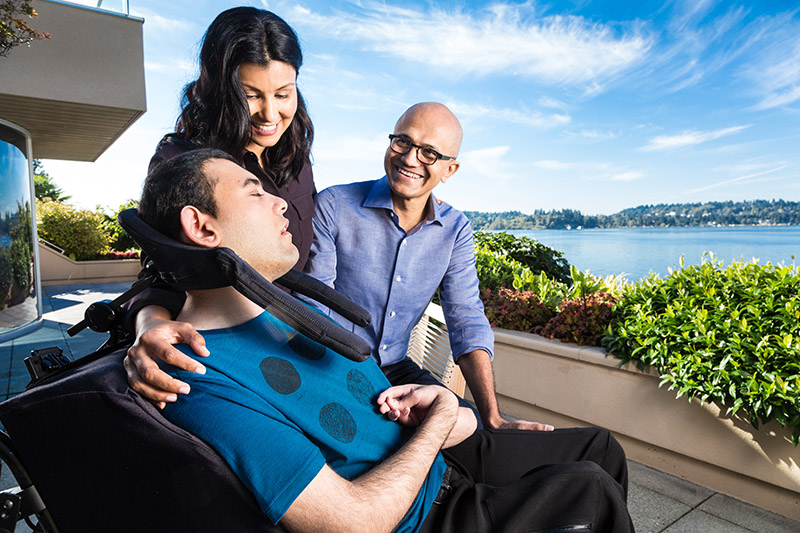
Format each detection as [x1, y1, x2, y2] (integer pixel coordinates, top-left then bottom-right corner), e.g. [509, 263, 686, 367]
[44, 0, 800, 216]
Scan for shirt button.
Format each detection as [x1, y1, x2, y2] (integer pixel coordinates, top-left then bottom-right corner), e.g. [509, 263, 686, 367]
[389, 311, 396, 317]
[381, 344, 387, 350]
[401, 239, 408, 246]
[395, 275, 402, 282]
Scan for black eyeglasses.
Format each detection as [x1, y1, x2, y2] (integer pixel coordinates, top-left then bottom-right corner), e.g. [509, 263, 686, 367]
[388, 134, 455, 166]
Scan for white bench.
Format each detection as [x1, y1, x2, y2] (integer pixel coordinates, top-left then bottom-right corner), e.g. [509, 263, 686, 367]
[406, 302, 466, 397]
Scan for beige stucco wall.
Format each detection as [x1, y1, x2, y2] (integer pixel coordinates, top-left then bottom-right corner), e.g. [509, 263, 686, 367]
[489, 328, 800, 521]
[38, 242, 139, 285]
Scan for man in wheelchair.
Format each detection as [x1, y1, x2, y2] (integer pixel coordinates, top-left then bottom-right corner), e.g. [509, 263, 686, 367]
[1, 148, 633, 532]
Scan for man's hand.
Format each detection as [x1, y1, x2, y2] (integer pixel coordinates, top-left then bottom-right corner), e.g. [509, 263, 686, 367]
[490, 418, 555, 432]
[123, 306, 209, 408]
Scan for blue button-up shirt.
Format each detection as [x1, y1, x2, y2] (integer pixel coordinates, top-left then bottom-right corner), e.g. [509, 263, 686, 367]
[304, 177, 493, 366]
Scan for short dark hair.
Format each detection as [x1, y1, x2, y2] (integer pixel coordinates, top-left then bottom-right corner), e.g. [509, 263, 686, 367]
[177, 7, 313, 187]
[139, 148, 236, 240]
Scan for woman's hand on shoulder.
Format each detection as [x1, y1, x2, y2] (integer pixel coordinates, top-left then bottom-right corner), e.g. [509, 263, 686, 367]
[123, 306, 209, 408]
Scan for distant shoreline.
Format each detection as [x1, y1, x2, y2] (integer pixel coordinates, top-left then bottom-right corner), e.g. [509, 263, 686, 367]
[485, 222, 799, 231]
[465, 199, 800, 231]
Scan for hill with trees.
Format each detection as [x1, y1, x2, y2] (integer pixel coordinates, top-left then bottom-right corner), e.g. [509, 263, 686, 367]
[465, 200, 800, 230]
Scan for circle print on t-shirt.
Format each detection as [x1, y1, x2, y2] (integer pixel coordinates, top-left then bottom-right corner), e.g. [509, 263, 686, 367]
[259, 357, 302, 395]
[319, 402, 356, 443]
[346, 368, 375, 407]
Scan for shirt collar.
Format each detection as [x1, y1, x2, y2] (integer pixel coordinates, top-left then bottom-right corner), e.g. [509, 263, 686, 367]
[364, 176, 443, 226]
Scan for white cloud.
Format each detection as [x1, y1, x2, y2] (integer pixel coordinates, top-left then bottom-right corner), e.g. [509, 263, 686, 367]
[288, 1, 652, 91]
[538, 96, 569, 109]
[740, 14, 800, 110]
[531, 159, 643, 183]
[752, 84, 800, 111]
[610, 171, 645, 182]
[313, 133, 386, 163]
[533, 160, 579, 170]
[445, 101, 570, 129]
[561, 129, 621, 141]
[132, 8, 195, 33]
[690, 165, 788, 193]
[459, 146, 515, 180]
[144, 59, 194, 74]
[639, 125, 750, 151]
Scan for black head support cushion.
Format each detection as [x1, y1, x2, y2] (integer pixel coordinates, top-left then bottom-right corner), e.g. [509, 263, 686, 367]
[118, 208, 371, 362]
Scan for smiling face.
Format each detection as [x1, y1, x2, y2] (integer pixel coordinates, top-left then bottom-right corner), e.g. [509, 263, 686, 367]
[206, 158, 299, 281]
[240, 61, 298, 158]
[384, 103, 462, 207]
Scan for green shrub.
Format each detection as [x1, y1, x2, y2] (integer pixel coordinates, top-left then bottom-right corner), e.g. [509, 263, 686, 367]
[474, 231, 571, 284]
[100, 199, 139, 252]
[481, 288, 556, 332]
[603, 255, 800, 445]
[36, 199, 110, 260]
[475, 247, 524, 291]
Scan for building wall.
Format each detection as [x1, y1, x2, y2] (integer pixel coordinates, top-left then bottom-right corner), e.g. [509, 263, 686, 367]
[0, 0, 145, 111]
[0, 0, 146, 161]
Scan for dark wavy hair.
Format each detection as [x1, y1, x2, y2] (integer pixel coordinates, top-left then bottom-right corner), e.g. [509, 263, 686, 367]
[176, 7, 313, 187]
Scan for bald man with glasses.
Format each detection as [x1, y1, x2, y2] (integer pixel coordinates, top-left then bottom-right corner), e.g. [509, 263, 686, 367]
[304, 102, 551, 432]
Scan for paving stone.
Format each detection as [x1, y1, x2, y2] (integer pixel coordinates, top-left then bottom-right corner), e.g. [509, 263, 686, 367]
[628, 460, 714, 507]
[7, 374, 31, 395]
[14, 323, 63, 343]
[663, 510, 753, 533]
[699, 493, 800, 533]
[628, 481, 692, 533]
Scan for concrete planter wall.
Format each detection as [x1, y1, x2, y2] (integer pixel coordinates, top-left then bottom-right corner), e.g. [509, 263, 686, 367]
[38, 242, 139, 286]
[488, 328, 800, 521]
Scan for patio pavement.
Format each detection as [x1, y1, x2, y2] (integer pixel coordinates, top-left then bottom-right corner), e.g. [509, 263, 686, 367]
[1, 282, 798, 532]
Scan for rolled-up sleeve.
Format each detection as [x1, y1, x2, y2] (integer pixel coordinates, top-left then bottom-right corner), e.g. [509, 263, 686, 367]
[439, 219, 494, 361]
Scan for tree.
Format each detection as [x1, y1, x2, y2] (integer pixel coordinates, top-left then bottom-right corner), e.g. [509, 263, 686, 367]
[0, 0, 50, 58]
[33, 159, 71, 202]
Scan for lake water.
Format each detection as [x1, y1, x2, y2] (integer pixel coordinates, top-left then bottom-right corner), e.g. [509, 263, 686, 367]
[508, 226, 799, 281]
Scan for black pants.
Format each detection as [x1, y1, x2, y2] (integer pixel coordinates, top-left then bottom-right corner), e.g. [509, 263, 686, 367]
[420, 428, 634, 533]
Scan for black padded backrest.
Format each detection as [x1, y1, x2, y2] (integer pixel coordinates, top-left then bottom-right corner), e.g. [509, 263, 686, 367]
[0, 350, 285, 533]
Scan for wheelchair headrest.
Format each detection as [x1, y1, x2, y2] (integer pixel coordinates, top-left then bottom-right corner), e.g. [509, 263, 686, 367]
[118, 208, 371, 362]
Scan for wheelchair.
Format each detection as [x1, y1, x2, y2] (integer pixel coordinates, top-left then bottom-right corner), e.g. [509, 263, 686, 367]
[0, 209, 373, 532]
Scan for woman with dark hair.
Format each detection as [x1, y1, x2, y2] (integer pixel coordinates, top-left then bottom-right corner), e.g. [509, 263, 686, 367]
[150, 6, 315, 266]
[124, 7, 317, 401]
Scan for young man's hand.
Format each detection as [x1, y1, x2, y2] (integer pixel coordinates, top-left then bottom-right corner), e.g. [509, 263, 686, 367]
[377, 384, 457, 427]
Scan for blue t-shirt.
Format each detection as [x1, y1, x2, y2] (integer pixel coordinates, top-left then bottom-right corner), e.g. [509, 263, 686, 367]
[160, 310, 447, 530]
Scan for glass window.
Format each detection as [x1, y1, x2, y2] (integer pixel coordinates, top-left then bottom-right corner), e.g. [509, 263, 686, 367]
[0, 121, 41, 340]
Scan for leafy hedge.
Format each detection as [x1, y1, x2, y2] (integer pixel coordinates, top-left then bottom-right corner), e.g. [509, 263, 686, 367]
[603, 256, 800, 445]
[474, 231, 571, 286]
[102, 200, 139, 252]
[474, 232, 800, 446]
[36, 199, 110, 260]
